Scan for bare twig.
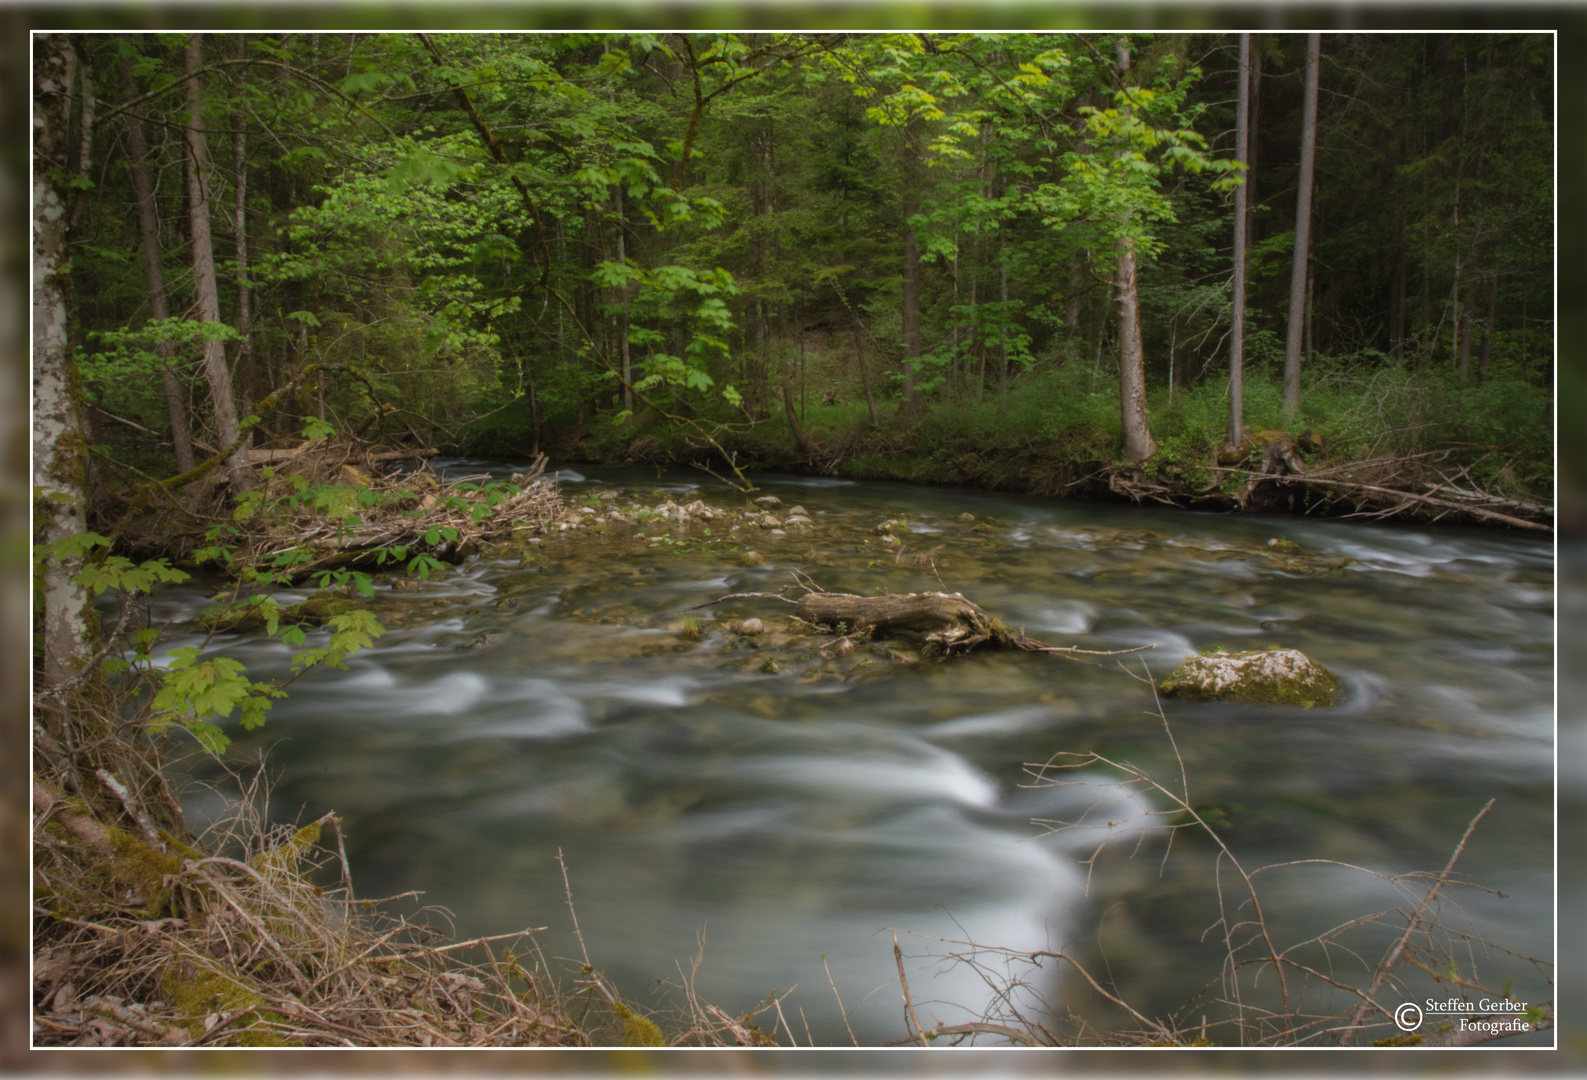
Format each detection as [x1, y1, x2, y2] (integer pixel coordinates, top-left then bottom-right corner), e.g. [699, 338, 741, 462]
[1336, 799, 1495, 1044]
[893, 931, 929, 1047]
[823, 953, 859, 1047]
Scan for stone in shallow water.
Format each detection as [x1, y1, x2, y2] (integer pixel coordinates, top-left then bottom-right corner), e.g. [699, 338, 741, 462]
[1159, 648, 1341, 706]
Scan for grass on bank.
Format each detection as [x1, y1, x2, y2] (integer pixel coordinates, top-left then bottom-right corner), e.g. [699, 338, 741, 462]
[550, 355, 1550, 507]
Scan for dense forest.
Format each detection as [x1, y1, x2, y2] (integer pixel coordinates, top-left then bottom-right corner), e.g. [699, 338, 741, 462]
[40, 31, 1553, 528]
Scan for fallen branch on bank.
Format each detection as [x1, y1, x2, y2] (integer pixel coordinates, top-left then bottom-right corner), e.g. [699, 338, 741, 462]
[124, 445, 568, 577]
[1292, 473, 1549, 531]
[1160, 443, 1552, 532]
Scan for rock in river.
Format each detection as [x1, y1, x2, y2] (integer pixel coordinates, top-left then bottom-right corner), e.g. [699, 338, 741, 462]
[1159, 648, 1340, 706]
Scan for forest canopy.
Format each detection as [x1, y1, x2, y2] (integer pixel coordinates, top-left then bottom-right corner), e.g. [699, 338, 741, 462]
[47, 30, 1553, 516]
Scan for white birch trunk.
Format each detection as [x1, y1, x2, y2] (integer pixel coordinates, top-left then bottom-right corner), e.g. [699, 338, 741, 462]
[32, 33, 95, 685]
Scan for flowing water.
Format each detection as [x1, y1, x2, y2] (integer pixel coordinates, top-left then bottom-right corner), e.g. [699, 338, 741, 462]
[160, 462, 1555, 1046]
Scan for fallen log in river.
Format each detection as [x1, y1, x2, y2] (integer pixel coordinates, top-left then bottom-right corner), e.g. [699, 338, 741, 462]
[693, 574, 1155, 661]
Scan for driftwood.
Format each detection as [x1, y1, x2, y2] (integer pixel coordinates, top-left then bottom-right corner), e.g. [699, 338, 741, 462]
[795, 591, 996, 646]
[695, 575, 1154, 662]
[1213, 443, 1552, 532]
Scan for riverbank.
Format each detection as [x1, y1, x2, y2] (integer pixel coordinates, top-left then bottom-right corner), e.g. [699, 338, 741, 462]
[503, 414, 1554, 534]
[457, 366, 1553, 534]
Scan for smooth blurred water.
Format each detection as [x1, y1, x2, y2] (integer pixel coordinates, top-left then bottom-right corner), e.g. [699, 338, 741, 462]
[163, 463, 1555, 1046]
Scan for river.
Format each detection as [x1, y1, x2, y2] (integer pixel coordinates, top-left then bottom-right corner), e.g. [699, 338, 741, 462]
[158, 462, 1555, 1047]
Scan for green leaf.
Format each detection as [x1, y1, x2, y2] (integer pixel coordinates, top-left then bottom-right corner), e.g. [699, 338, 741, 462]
[302, 416, 336, 442]
[185, 721, 231, 756]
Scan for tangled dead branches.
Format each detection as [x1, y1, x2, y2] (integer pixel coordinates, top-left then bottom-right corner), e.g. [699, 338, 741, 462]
[135, 447, 569, 580]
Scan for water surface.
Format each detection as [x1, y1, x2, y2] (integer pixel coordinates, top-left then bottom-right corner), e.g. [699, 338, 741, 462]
[167, 464, 1555, 1045]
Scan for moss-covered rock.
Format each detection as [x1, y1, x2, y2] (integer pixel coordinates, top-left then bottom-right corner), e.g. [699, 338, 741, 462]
[1159, 648, 1341, 706]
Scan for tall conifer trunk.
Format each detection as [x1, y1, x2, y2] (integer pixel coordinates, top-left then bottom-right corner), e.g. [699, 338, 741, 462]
[1283, 33, 1320, 414]
[121, 58, 196, 475]
[1114, 38, 1156, 462]
[233, 35, 255, 434]
[183, 34, 252, 490]
[1228, 33, 1251, 450]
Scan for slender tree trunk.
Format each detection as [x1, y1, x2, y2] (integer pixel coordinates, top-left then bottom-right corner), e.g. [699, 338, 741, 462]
[1246, 44, 1260, 253]
[852, 316, 880, 428]
[233, 35, 255, 436]
[1390, 196, 1407, 358]
[1064, 262, 1083, 369]
[184, 34, 252, 490]
[33, 32, 96, 687]
[899, 115, 924, 415]
[798, 303, 806, 424]
[1114, 38, 1156, 462]
[997, 226, 1009, 410]
[606, 56, 632, 415]
[780, 362, 809, 456]
[614, 181, 632, 413]
[1458, 272, 1479, 381]
[1228, 33, 1250, 451]
[120, 57, 195, 474]
[1479, 272, 1498, 379]
[1283, 33, 1320, 414]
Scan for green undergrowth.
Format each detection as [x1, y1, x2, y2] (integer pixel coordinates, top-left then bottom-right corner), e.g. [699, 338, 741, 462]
[480, 359, 1551, 512]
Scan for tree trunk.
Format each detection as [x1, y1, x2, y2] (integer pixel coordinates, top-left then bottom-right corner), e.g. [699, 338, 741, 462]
[603, 55, 632, 414]
[780, 364, 809, 457]
[1114, 39, 1157, 462]
[1458, 271, 1479, 381]
[183, 34, 252, 491]
[1283, 33, 1320, 413]
[120, 57, 196, 475]
[1064, 262, 1084, 369]
[852, 316, 881, 428]
[233, 35, 255, 436]
[1306, 272, 1315, 363]
[33, 32, 96, 687]
[1390, 195, 1407, 358]
[1228, 33, 1250, 451]
[998, 226, 1010, 410]
[614, 181, 632, 413]
[899, 115, 924, 415]
[1245, 43, 1260, 257]
[1479, 272, 1498, 379]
